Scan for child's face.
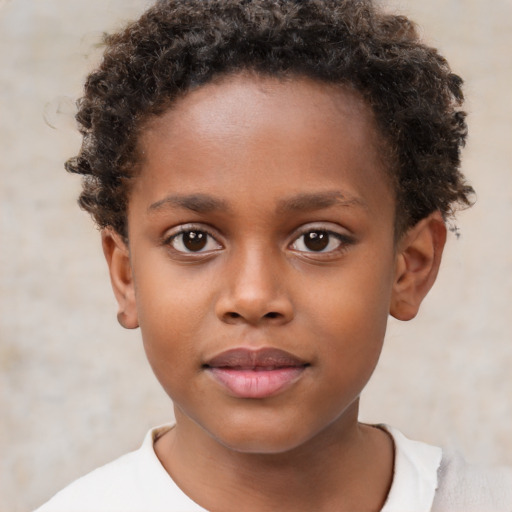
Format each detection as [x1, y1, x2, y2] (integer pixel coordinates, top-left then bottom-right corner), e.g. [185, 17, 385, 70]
[108, 74, 411, 453]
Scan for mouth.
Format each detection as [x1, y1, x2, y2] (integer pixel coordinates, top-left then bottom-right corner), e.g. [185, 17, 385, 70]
[203, 347, 309, 399]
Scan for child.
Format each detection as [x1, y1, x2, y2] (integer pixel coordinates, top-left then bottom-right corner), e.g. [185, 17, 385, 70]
[36, 0, 512, 510]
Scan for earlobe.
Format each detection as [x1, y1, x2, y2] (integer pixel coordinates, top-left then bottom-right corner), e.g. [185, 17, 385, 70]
[390, 211, 447, 321]
[101, 229, 139, 329]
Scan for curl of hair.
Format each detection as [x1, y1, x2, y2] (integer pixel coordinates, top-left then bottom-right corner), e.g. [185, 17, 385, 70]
[66, 0, 473, 238]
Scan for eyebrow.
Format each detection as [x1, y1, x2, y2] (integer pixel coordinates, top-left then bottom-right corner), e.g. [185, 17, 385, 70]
[148, 190, 366, 215]
[148, 194, 230, 214]
[275, 191, 367, 213]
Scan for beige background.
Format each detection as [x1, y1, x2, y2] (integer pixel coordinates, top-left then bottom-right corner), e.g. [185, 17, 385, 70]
[1, 1, 511, 511]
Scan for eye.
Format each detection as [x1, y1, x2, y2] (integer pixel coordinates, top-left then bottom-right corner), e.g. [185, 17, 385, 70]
[167, 229, 222, 253]
[290, 229, 348, 253]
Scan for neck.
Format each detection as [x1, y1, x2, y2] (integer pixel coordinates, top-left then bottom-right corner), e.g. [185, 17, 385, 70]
[154, 402, 394, 512]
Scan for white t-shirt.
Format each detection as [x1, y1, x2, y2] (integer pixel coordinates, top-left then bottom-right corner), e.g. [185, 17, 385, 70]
[35, 424, 512, 512]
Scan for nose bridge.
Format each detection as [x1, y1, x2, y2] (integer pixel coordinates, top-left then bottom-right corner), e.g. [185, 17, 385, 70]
[216, 240, 293, 325]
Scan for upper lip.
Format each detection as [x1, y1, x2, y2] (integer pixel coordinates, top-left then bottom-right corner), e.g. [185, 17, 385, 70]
[204, 347, 308, 369]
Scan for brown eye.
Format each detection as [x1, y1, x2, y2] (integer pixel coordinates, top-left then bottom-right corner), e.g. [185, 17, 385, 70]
[169, 229, 222, 253]
[303, 231, 329, 252]
[182, 231, 207, 251]
[291, 229, 349, 254]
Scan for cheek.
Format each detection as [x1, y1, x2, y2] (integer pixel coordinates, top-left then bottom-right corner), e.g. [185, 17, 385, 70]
[311, 298, 387, 382]
[135, 255, 212, 327]
[299, 255, 395, 365]
[133, 265, 214, 377]
[304, 295, 388, 408]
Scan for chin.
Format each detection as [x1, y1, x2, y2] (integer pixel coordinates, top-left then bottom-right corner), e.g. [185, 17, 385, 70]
[206, 414, 320, 455]
[217, 431, 307, 455]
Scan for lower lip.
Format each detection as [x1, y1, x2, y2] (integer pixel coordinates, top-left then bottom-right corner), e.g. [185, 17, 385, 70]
[207, 367, 306, 399]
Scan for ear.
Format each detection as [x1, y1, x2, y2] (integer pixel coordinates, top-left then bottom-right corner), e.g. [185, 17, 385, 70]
[101, 229, 139, 329]
[390, 211, 447, 321]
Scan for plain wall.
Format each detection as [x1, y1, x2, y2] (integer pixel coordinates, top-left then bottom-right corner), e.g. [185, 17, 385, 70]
[1, 1, 511, 510]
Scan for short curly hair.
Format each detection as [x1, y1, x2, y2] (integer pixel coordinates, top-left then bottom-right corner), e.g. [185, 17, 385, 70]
[67, 0, 473, 238]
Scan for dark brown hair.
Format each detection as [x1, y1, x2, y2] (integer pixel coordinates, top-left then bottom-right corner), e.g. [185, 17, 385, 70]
[67, 0, 473, 237]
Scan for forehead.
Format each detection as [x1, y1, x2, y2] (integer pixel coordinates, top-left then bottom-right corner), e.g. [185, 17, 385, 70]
[135, 74, 394, 217]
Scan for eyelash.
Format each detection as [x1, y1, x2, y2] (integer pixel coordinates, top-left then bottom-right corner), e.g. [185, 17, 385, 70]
[289, 228, 354, 256]
[163, 225, 222, 255]
[163, 224, 354, 257]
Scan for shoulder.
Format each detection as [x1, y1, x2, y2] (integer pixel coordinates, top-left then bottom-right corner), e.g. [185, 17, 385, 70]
[35, 448, 144, 512]
[379, 425, 442, 512]
[379, 425, 512, 512]
[432, 448, 512, 512]
[35, 425, 206, 512]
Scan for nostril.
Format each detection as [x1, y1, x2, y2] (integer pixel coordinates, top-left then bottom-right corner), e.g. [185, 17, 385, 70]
[224, 311, 281, 321]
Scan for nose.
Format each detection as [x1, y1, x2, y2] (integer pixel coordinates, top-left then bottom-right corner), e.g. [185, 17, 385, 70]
[215, 246, 294, 326]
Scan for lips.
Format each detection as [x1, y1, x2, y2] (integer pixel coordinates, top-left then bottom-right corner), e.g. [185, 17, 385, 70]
[204, 348, 308, 399]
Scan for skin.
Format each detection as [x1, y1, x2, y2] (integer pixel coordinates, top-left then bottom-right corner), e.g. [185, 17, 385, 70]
[103, 74, 446, 511]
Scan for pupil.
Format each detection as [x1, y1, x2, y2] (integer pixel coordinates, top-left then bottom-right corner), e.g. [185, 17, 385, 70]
[183, 231, 207, 251]
[305, 231, 329, 251]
